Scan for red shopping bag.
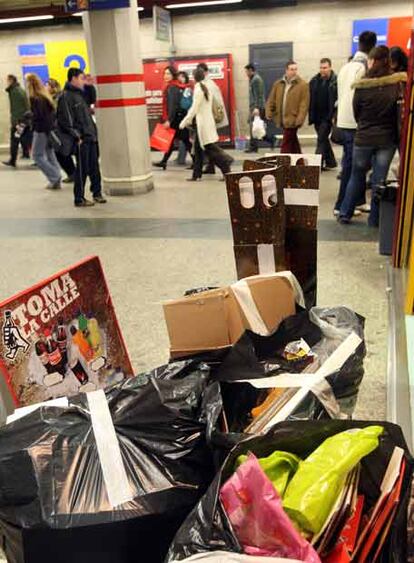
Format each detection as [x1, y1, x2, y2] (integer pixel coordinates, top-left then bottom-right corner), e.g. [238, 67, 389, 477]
[150, 123, 176, 153]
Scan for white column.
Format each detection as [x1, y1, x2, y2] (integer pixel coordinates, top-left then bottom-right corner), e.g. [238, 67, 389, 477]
[82, 0, 154, 195]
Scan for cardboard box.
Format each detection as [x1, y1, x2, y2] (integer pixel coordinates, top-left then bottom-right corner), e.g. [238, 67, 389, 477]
[163, 275, 297, 358]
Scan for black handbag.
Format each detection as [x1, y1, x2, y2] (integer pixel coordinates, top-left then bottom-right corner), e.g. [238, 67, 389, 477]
[48, 127, 75, 157]
[50, 93, 77, 156]
[330, 124, 345, 146]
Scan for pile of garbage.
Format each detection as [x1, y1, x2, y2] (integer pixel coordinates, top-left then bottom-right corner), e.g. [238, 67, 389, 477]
[0, 270, 412, 563]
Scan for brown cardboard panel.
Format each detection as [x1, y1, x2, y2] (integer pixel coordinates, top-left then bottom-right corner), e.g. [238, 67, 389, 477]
[246, 276, 296, 333]
[225, 169, 286, 246]
[163, 291, 231, 353]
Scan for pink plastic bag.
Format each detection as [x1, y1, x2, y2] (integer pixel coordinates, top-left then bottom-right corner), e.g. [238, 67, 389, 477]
[220, 454, 321, 563]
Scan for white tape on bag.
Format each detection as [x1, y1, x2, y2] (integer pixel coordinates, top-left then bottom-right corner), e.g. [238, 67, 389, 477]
[230, 272, 305, 336]
[237, 331, 363, 428]
[257, 244, 276, 275]
[284, 188, 319, 207]
[231, 279, 269, 336]
[87, 389, 134, 508]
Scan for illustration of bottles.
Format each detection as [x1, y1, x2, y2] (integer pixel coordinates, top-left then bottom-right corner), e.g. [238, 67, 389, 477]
[43, 329, 65, 386]
[71, 360, 89, 385]
[70, 325, 94, 362]
[55, 319, 68, 369]
[35, 335, 50, 370]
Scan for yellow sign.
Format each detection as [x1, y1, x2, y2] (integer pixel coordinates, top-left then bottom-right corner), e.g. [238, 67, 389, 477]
[45, 40, 90, 87]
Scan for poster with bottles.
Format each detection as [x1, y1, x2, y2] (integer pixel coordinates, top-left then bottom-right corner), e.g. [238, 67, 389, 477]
[0, 256, 133, 407]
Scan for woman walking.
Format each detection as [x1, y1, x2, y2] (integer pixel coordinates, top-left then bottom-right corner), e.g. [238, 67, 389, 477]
[46, 78, 76, 184]
[154, 66, 192, 170]
[26, 73, 62, 189]
[180, 67, 233, 181]
[338, 46, 406, 226]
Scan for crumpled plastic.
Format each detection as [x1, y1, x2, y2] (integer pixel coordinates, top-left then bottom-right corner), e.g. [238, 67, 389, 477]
[251, 115, 266, 140]
[0, 363, 222, 563]
[283, 425, 384, 535]
[220, 454, 321, 562]
[236, 450, 301, 497]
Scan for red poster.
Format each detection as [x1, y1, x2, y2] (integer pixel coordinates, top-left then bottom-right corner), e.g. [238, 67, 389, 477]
[0, 256, 133, 407]
[388, 16, 413, 54]
[144, 54, 235, 142]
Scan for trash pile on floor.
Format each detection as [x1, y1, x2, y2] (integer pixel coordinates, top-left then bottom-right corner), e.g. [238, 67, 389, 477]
[0, 154, 412, 562]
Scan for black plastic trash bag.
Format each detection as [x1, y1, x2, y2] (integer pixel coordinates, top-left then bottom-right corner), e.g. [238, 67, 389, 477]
[167, 420, 414, 563]
[213, 307, 365, 434]
[0, 367, 222, 563]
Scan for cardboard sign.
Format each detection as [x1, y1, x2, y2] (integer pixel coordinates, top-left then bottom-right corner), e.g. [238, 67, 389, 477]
[0, 256, 133, 407]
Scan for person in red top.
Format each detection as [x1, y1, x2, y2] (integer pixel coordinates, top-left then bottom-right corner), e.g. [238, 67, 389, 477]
[154, 66, 193, 170]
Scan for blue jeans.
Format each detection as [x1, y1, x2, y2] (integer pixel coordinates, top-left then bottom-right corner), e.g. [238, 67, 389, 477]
[334, 129, 356, 211]
[339, 144, 397, 225]
[32, 131, 61, 184]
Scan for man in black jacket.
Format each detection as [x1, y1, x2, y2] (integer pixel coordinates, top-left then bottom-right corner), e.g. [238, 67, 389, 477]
[309, 58, 337, 170]
[57, 68, 106, 207]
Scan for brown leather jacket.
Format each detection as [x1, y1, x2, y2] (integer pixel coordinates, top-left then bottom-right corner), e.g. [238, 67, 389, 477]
[266, 75, 310, 129]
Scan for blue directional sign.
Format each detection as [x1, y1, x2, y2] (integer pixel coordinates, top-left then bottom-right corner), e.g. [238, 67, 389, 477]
[65, 0, 130, 12]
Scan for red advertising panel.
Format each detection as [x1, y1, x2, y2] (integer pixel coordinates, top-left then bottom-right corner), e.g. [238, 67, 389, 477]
[0, 256, 133, 407]
[388, 16, 412, 54]
[144, 54, 235, 142]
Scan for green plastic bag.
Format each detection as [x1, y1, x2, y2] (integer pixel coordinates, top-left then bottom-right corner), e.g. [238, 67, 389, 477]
[283, 425, 384, 535]
[237, 450, 301, 496]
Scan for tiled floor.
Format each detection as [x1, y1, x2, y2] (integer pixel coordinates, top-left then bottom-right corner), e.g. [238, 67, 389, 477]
[0, 146, 388, 560]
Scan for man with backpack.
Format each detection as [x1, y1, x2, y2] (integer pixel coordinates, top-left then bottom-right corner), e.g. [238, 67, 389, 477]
[334, 31, 377, 215]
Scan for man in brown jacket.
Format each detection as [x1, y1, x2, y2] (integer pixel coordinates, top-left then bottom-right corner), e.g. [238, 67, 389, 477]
[266, 60, 310, 153]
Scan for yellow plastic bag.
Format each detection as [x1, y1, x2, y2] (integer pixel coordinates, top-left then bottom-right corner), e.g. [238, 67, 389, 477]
[283, 425, 383, 535]
[237, 450, 301, 497]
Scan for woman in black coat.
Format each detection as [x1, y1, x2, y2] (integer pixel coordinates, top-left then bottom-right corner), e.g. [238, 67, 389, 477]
[154, 66, 192, 170]
[338, 46, 406, 226]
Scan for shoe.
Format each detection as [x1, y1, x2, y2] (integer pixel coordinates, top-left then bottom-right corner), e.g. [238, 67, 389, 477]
[244, 148, 258, 154]
[75, 199, 95, 207]
[338, 216, 351, 225]
[154, 161, 167, 170]
[21, 154, 30, 160]
[45, 182, 62, 190]
[356, 203, 371, 213]
[2, 161, 16, 168]
[353, 210, 362, 217]
[186, 165, 194, 170]
[93, 195, 107, 204]
[333, 209, 340, 217]
[186, 177, 201, 182]
[203, 167, 216, 175]
[324, 164, 338, 170]
[63, 176, 74, 184]
[336, 172, 342, 180]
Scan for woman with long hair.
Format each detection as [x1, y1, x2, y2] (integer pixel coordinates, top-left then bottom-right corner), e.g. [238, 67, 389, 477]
[338, 46, 406, 226]
[180, 67, 233, 181]
[26, 73, 62, 189]
[154, 65, 192, 170]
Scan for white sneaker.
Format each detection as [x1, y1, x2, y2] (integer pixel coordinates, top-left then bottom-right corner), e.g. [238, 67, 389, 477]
[353, 210, 362, 217]
[333, 209, 340, 217]
[356, 203, 371, 213]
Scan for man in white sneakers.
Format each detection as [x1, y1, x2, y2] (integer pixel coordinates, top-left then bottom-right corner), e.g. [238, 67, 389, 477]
[334, 31, 377, 215]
